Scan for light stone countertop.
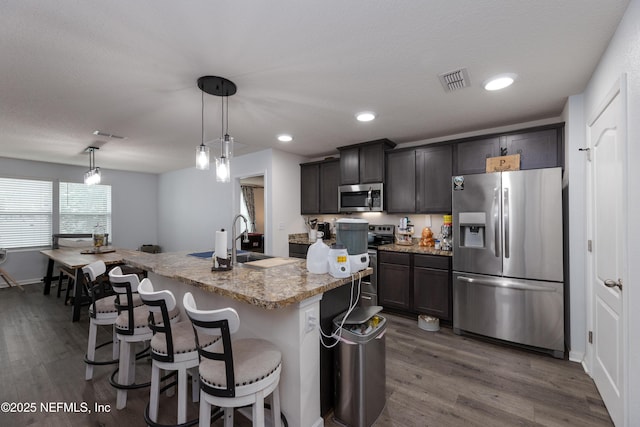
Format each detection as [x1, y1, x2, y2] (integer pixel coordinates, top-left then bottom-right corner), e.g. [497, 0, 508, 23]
[377, 243, 453, 257]
[122, 251, 372, 310]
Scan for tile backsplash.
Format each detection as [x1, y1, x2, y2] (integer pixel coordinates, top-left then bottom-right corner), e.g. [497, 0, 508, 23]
[302, 212, 450, 240]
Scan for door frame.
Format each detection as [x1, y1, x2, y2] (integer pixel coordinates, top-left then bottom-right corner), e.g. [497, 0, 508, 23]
[585, 73, 629, 425]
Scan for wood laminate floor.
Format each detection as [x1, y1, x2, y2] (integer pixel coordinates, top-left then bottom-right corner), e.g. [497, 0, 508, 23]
[0, 284, 612, 427]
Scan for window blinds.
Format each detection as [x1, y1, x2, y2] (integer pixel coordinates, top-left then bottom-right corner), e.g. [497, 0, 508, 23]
[0, 177, 53, 248]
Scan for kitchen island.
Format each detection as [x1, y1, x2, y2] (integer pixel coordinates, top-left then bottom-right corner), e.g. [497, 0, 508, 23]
[122, 251, 372, 427]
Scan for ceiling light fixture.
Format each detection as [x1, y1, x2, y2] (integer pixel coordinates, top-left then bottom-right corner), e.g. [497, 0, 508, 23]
[483, 73, 517, 91]
[84, 147, 101, 185]
[196, 76, 237, 183]
[277, 134, 293, 142]
[356, 111, 376, 122]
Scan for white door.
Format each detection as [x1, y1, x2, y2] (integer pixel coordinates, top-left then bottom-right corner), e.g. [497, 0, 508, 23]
[587, 77, 627, 426]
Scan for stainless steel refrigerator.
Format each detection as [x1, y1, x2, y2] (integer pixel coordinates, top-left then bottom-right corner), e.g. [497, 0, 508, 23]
[452, 167, 564, 358]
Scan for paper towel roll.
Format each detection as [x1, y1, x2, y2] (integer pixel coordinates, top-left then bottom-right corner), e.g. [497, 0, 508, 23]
[215, 230, 227, 261]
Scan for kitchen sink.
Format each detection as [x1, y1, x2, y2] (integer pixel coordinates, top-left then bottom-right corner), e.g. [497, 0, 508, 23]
[235, 252, 273, 263]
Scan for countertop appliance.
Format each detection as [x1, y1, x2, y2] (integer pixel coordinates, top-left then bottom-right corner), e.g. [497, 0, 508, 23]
[452, 168, 564, 358]
[338, 183, 383, 213]
[336, 218, 369, 273]
[360, 224, 395, 307]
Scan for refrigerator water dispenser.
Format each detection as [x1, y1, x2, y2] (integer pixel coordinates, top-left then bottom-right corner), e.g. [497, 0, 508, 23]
[458, 212, 486, 248]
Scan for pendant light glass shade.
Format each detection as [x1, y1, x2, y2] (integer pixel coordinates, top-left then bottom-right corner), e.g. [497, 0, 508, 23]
[196, 144, 210, 170]
[84, 147, 101, 185]
[215, 134, 233, 182]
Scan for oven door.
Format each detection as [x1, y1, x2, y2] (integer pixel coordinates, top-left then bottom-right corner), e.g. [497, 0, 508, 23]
[359, 249, 378, 307]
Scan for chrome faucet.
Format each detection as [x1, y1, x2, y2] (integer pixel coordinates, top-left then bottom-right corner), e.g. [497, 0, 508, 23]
[231, 214, 250, 266]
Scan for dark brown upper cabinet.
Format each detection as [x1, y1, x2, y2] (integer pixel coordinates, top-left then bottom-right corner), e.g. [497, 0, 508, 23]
[386, 144, 452, 214]
[453, 124, 564, 175]
[338, 139, 396, 185]
[454, 137, 501, 175]
[300, 158, 340, 215]
[416, 144, 452, 213]
[386, 149, 416, 213]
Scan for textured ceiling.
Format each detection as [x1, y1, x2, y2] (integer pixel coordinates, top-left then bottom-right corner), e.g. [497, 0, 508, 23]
[0, 0, 629, 173]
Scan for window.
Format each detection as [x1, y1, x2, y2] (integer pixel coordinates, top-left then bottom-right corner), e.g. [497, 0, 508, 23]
[59, 182, 112, 236]
[0, 177, 53, 249]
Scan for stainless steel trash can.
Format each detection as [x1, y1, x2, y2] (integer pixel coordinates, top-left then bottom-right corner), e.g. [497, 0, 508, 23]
[333, 306, 387, 427]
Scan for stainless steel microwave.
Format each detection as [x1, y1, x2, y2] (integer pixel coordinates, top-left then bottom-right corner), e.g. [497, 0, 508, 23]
[338, 183, 383, 212]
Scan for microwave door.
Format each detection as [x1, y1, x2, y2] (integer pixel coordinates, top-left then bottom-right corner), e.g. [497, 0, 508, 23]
[340, 190, 369, 211]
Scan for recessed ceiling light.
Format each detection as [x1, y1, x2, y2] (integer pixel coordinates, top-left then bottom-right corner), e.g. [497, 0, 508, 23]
[483, 74, 517, 91]
[277, 134, 293, 142]
[356, 112, 376, 122]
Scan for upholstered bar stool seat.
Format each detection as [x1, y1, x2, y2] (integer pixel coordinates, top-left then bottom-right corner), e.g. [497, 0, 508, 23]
[139, 280, 219, 425]
[109, 266, 180, 410]
[84, 261, 145, 380]
[183, 292, 282, 427]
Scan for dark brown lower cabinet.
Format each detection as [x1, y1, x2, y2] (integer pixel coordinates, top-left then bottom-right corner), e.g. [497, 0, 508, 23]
[378, 251, 452, 321]
[378, 252, 411, 310]
[289, 243, 310, 259]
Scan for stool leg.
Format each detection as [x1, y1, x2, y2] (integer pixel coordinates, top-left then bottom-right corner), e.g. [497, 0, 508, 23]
[271, 385, 281, 427]
[190, 368, 199, 403]
[85, 320, 98, 380]
[223, 407, 233, 427]
[177, 366, 188, 424]
[116, 339, 132, 409]
[199, 398, 212, 427]
[112, 326, 120, 360]
[149, 362, 161, 422]
[254, 389, 265, 427]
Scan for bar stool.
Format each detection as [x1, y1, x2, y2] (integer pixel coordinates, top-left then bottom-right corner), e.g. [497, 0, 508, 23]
[83, 261, 144, 380]
[183, 292, 282, 427]
[138, 280, 220, 425]
[109, 267, 180, 410]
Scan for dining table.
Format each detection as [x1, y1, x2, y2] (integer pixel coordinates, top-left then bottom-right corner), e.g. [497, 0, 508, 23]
[40, 247, 141, 322]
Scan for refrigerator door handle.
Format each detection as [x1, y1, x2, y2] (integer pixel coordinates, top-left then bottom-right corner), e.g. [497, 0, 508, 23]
[457, 275, 557, 292]
[504, 187, 510, 259]
[493, 187, 500, 258]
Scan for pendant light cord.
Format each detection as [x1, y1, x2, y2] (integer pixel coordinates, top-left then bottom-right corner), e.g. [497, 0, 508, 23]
[201, 90, 205, 146]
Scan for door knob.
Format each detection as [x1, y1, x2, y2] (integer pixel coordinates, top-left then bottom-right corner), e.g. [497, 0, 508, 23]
[604, 278, 623, 291]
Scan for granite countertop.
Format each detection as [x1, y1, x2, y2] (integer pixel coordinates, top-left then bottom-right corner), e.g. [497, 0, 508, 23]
[289, 233, 336, 246]
[377, 243, 453, 257]
[122, 251, 371, 310]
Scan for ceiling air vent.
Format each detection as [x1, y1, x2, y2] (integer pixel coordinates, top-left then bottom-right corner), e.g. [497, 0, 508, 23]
[438, 68, 470, 92]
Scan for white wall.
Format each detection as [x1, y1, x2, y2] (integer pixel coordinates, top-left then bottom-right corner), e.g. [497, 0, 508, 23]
[573, 0, 640, 424]
[157, 148, 305, 258]
[157, 164, 233, 252]
[0, 156, 158, 283]
[562, 94, 588, 361]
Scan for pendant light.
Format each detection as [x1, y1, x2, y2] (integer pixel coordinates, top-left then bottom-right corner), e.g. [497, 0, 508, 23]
[195, 89, 210, 170]
[196, 76, 237, 183]
[84, 146, 101, 185]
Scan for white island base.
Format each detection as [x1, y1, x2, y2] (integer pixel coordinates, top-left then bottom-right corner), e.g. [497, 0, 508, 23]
[150, 272, 324, 427]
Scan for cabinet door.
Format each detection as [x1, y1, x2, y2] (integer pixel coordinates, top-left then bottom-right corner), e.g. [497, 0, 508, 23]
[455, 137, 500, 175]
[504, 129, 561, 170]
[300, 163, 319, 214]
[413, 266, 451, 320]
[378, 262, 411, 310]
[319, 159, 340, 213]
[340, 147, 360, 185]
[359, 143, 385, 183]
[416, 145, 452, 213]
[386, 150, 416, 213]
